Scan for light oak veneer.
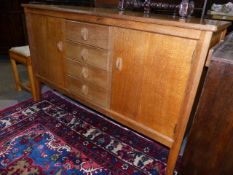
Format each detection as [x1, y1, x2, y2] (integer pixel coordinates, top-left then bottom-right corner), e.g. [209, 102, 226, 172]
[23, 4, 230, 175]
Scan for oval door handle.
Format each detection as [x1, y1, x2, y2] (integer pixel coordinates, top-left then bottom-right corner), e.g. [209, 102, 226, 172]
[81, 85, 89, 95]
[116, 57, 123, 71]
[81, 48, 88, 62]
[57, 41, 63, 52]
[81, 67, 89, 79]
[81, 28, 88, 41]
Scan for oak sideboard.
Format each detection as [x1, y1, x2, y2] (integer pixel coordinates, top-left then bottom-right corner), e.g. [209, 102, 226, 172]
[23, 4, 230, 174]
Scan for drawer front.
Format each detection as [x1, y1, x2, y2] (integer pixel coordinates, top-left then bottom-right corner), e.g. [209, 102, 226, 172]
[66, 59, 110, 89]
[67, 75, 109, 108]
[65, 20, 109, 49]
[65, 42, 110, 70]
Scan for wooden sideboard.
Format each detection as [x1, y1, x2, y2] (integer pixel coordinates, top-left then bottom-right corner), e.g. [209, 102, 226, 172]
[23, 4, 230, 174]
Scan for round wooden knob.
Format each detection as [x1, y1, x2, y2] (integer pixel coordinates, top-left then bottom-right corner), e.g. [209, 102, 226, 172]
[81, 48, 88, 62]
[81, 28, 88, 41]
[81, 67, 89, 79]
[81, 85, 88, 95]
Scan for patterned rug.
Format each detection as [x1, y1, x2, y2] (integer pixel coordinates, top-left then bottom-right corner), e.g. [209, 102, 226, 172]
[0, 91, 179, 175]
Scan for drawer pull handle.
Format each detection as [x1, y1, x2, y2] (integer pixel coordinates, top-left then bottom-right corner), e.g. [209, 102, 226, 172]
[57, 41, 63, 52]
[81, 49, 88, 62]
[116, 57, 123, 71]
[81, 28, 88, 41]
[81, 85, 89, 95]
[81, 67, 89, 79]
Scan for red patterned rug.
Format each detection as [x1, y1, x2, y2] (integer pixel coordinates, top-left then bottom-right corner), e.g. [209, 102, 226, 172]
[0, 91, 179, 174]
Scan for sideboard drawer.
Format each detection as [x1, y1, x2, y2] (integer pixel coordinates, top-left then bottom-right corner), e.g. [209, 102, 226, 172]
[66, 59, 110, 89]
[67, 75, 109, 108]
[65, 42, 110, 70]
[65, 20, 110, 49]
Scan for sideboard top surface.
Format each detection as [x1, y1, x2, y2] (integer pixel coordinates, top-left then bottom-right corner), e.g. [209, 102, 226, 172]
[23, 4, 231, 32]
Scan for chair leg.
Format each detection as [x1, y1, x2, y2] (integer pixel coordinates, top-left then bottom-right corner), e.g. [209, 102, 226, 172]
[27, 64, 41, 101]
[10, 57, 22, 91]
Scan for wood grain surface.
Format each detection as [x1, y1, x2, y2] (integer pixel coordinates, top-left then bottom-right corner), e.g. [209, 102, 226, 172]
[24, 4, 231, 175]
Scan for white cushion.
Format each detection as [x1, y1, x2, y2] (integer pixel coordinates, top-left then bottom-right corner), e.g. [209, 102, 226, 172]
[10, 46, 30, 57]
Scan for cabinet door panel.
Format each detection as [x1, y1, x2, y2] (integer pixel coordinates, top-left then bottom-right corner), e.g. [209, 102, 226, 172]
[47, 17, 65, 88]
[111, 27, 197, 139]
[29, 14, 48, 78]
[111, 28, 149, 118]
[28, 14, 65, 89]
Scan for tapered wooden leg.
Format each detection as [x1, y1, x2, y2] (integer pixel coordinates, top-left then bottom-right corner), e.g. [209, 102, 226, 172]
[35, 78, 41, 101]
[10, 56, 22, 91]
[166, 126, 187, 175]
[166, 145, 180, 175]
[29, 68, 41, 102]
[27, 64, 39, 101]
[31, 77, 41, 102]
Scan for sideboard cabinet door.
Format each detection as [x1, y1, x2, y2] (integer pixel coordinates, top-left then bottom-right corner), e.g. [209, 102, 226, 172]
[27, 14, 65, 89]
[110, 27, 197, 143]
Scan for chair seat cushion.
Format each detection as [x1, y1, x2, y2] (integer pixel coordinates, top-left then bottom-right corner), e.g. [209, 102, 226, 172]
[10, 46, 30, 57]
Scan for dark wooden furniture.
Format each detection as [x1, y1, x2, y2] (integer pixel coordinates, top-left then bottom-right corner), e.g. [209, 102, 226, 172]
[0, 0, 29, 55]
[95, 0, 118, 7]
[181, 32, 233, 175]
[29, 0, 95, 6]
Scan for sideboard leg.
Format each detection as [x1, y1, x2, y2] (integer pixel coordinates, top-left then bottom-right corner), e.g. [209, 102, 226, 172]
[166, 147, 179, 175]
[34, 77, 41, 102]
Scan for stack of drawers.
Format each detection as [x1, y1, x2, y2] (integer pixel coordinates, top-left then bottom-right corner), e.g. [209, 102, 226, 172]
[64, 20, 112, 108]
